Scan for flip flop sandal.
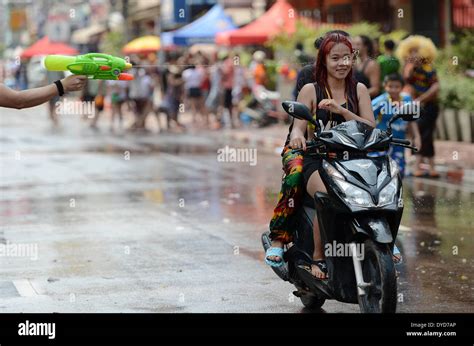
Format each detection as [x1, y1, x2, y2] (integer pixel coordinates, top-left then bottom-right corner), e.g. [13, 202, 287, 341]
[311, 259, 328, 279]
[265, 247, 284, 268]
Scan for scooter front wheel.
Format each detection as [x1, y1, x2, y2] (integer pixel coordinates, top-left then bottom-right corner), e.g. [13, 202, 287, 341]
[358, 239, 397, 313]
[300, 292, 326, 310]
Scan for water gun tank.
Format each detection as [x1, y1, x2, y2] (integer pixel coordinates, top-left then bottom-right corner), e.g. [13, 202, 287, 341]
[43, 55, 76, 71]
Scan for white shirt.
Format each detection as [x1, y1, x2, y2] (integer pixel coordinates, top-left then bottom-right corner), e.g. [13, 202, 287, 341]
[182, 68, 203, 89]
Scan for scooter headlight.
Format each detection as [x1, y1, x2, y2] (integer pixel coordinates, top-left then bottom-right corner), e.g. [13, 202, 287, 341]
[378, 177, 399, 207]
[323, 161, 344, 180]
[334, 179, 376, 208]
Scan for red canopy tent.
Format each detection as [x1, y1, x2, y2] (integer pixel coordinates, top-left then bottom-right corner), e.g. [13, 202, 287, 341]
[21, 36, 78, 58]
[215, 0, 297, 46]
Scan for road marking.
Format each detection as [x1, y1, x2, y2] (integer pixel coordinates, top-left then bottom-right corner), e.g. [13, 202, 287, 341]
[13, 279, 39, 297]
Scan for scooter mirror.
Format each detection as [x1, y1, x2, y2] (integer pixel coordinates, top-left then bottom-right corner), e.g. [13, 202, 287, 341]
[281, 101, 316, 125]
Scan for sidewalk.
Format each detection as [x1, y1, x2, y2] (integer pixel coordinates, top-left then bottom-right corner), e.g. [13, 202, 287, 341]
[221, 123, 474, 184]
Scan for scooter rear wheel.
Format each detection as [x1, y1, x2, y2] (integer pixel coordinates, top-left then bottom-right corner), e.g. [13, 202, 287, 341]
[358, 239, 397, 313]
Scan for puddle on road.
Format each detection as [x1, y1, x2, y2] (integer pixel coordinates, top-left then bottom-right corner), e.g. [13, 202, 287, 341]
[2, 124, 472, 311]
[84, 134, 218, 156]
[142, 171, 473, 312]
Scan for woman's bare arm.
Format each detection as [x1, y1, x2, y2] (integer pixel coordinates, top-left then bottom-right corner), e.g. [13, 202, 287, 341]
[415, 82, 439, 104]
[0, 75, 87, 110]
[290, 83, 316, 142]
[337, 83, 375, 127]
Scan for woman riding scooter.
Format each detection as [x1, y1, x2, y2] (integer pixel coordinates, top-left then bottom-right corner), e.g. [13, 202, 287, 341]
[266, 33, 375, 279]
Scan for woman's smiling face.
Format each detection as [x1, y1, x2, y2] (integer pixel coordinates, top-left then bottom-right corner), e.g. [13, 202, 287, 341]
[325, 43, 353, 80]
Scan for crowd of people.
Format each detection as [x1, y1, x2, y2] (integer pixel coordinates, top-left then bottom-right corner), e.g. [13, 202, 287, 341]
[60, 49, 272, 133]
[0, 47, 273, 132]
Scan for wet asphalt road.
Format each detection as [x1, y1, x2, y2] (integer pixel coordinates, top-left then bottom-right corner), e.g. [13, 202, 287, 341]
[0, 105, 472, 313]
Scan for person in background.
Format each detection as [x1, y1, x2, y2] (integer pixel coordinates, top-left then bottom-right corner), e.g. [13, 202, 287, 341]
[128, 64, 154, 131]
[197, 56, 211, 127]
[372, 73, 421, 178]
[231, 52, 246, 128]
[88, 80, 107, 130]
[372, 37, 381, 58]
[221, 52, 236, 128]
[182, 62, 205, 126]
[251, 50, 267, 87]
[198, 54, 211, 101]
[397, 35, 440, 178]
[107, 79, 127, 132]
[294, 42, 314, 66]
[205, 52, 223, 129]
[15, 60, 28, 91]
[371, 73, 421, 264]
[353, 35, 381, 98]
[2, 59, 17, 89]
[162, 65, 185, 132]
[377, 39, 401, 91]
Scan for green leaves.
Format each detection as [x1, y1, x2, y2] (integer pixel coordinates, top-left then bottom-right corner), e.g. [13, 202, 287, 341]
[436, 30, 474, 111]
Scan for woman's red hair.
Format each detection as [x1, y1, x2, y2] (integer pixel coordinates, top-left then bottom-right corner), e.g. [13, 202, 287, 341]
[314, 33, 359, 115]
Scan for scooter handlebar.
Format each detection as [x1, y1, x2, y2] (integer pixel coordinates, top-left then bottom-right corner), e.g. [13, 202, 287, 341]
[391, 138, 411, 145]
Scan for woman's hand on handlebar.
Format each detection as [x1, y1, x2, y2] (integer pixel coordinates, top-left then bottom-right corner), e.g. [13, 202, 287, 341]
[289, 136, 306, 150]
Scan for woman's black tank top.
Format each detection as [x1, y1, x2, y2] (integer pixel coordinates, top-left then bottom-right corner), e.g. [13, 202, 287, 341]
[283, 82, 357, 150]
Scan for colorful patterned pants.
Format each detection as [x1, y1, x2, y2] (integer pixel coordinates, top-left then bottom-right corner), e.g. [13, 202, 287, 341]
[269, 146, 304, 244]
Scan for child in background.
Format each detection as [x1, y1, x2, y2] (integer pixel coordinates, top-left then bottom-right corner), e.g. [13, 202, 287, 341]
[372, 73, 421, 264]
[377, 39, 401, 91]
[372, 73, 421, 179]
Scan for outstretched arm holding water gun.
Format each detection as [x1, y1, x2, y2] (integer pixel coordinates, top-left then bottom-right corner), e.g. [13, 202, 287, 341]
[0, 53, 133, 110]
[0, 75, 87, 110]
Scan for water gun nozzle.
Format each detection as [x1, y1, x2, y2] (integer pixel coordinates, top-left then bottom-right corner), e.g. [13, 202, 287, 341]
[118, 73, 134, 81]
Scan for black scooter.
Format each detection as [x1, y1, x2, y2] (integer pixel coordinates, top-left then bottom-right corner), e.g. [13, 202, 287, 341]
[262, 101, 418, 313]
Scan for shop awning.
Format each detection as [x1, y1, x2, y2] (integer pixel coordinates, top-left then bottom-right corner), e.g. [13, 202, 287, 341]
[215, 0, 297, 46]
[168, 4, 237, 46]
[21, 36, 78, 58]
